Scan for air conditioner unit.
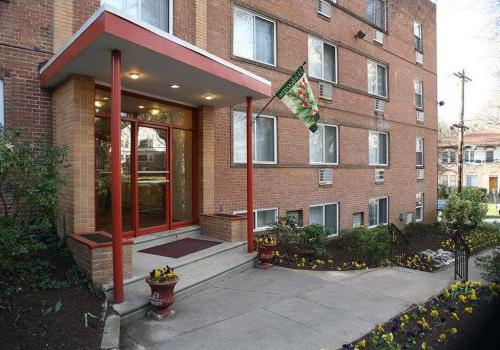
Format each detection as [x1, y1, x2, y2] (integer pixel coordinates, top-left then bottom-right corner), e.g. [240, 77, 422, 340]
[375, 168, 385, 182]
[318, 0, 332, 18]
[374, 99, 385, 113]
[373, 30, 384, 44]
[318, 82, 333, 100]
[319, 168, 333, 185]
[416, 51, 423, 65]
[417, 168, 424, 180]
[416, 110, 424, 122]
[400, 212, 413, 224]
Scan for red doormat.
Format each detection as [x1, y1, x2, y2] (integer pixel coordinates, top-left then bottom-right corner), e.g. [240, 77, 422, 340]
[138, 238, 223, 258]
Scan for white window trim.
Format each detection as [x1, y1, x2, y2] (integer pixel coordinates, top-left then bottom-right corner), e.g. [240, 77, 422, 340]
[233, 6, 277, 67]
[309, 202, 339, 236]
[308, 36, 338, 84]
[415, 78, 423, 109]
[234, 207, 278, 232]
[309, 123, 339, 165]
[416, 193, 424, 222]
[232, 112, 278, 165]
[367, 59, 388, 98]
[101, 0, 174, 34]
[414, 21, 422, 51]
[416, 137, 424, 167]
[369, 130, 389, 166]
[368, 196, 389, 228]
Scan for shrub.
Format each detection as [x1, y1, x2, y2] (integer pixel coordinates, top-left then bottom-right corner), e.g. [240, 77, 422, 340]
[0, 127, 66, 231]
[441, 228, 499, 253]
[337, 226, 391, 264]
[296, 224, 329, 257]
[268, 215, 300, 248]
[441, 187, 488, 230]
[476, 249, 500, 283]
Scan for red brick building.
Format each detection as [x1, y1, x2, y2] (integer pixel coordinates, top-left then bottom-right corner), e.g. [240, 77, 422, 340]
[1, 0, 437, 293]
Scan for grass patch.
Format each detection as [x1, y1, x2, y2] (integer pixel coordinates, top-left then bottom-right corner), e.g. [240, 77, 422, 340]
[487, 204, 500, 217]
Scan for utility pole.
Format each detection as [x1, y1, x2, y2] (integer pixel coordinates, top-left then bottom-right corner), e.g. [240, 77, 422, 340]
[452, 69, 472, 193]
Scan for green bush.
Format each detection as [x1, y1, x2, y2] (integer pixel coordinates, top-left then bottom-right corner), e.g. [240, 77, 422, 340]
[337, 226, 391, 264]
[441, 187, 488, 230]
[296, 224, 329, 257]
[476, 249, 500, 283]
[268, 215, 300, 248]
[404, 222, 444, 238]
[0, 127, 66, 230]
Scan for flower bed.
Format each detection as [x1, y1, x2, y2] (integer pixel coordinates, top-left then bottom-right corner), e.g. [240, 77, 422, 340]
[343, 281, 500, 350]
[441, 228, 499, 254]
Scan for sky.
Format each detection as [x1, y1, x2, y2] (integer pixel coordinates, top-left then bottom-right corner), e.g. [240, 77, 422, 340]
[436, 0, 500, 125]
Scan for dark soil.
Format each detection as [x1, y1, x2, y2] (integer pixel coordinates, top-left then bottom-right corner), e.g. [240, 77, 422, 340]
[0, 247, 106, 350]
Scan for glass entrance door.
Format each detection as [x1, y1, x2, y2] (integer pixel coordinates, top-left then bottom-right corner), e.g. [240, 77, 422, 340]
[137, 126, 169, 230]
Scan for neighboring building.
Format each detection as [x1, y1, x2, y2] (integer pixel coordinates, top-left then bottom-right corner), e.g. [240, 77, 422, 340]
[438, 131, 500, 194]
[1, 0, 437, 292]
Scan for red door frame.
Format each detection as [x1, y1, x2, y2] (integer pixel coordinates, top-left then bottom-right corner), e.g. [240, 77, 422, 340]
[94, 86, 198, 238]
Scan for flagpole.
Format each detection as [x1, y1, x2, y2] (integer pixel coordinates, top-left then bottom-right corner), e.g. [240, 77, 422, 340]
[253, 60, 307, 120]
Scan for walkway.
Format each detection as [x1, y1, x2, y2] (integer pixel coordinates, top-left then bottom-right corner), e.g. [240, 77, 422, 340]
[122, 264, 461, 350]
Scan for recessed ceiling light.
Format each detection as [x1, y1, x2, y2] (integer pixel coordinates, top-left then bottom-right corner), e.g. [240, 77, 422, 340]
[170, 84, 180, 89]
[94, 100, 103, 108]
[138, 105, 145, 109]
[150, 109, 160, 115]
[205, 95, 214, 100]
[129, 72, 141, 80]
[102, 97, 109, 101]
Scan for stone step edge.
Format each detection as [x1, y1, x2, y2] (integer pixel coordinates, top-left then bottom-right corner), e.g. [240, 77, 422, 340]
[118, 256, 257, 325]
[102, 241, 247, 293]
[132, 225, 202, 246]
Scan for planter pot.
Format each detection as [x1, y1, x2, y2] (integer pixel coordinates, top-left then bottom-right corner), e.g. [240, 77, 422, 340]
[146, 277, 179, 320]
[256, 243, 276, 269]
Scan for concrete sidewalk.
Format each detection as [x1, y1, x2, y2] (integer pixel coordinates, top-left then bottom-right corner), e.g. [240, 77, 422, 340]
[122, 265, 457, 350]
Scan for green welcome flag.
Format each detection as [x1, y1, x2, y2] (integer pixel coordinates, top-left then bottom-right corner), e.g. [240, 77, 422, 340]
[275, 65, 320, 133]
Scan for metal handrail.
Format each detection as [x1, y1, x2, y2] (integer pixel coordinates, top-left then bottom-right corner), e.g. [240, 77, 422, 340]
[390, 223, 409, 264]
[454, 229, 470, 282]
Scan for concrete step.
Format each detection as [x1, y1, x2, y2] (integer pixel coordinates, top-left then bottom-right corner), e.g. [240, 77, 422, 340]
[104, 232, 256, 325]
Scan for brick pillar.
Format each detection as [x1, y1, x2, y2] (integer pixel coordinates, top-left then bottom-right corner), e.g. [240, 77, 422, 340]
[198, 106, 215, 215]
[53, 0, 74, 52]
[52, 75, 95, 236]
[195, 0, 208, 49]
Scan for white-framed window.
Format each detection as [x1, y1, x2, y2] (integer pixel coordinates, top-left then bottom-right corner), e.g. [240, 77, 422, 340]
[309, 202, 339, 236]
[366, 0, 386, 30]
[441, 150, 456, 164]
[234, 208, 278, 232]
[466, 175, 478, 187]
[414, 21, 423, 52]
[233, 111, 277, 164]
[308, 36, 338, 83]
[233, 7, 276, 66]
[449, 175, 457, 187]
[415, 79, 423, 109]
[486, 150, 494, 163]
[416, 192, 424, 222]
[309, 124, 338, 164]
[465, 149, 475, 163]
[367, 60, 388, 98]
[102, 0, 172, 33]
[368, 196, 388, 227]
[0, 80, 3, 126]
[416, 137, 424, 167]
[369, 131, 388, 166]
[441, 174, 457, 188]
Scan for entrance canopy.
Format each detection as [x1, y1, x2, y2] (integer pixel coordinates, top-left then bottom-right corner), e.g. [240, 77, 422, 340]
[40, 5, 272, 107]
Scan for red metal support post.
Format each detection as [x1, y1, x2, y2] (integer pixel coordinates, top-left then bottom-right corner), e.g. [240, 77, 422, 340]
[246, 96, 254, 253]
[111, 49, 124, 303]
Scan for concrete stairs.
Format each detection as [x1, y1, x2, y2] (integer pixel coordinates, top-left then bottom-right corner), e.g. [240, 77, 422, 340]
[102, 225, 256, 324]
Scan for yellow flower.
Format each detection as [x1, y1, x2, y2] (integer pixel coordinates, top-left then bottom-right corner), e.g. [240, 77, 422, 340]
[430, 309, 439, 318]
[401, 314, 410, 322]
[375, 324, 384, 333]
[419, 306, 427, 313]
[469, 294, 477, 301]
[421, 341, 427, 349]
[357, 339, 366, 348]
[444, 289, 451, 298]
[153, 269, 161, 278]
[465, 306, 473, 314]
[450, 327, 458, 335]
[438, 333, 447, 343]
[458, 294, 467, 303]
[451, 312, 459, 320]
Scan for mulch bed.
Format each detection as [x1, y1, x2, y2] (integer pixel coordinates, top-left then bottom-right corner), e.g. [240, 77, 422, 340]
[344, 282, 500, 350]
[0, 248, 106, 350]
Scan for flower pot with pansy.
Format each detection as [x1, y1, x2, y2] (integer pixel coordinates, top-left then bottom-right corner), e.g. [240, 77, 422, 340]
[146, 266, 179, 320]
[255, 234, 277, 269]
